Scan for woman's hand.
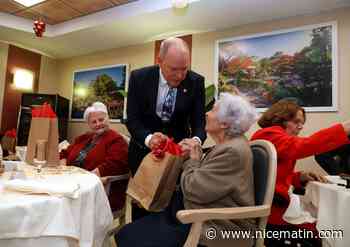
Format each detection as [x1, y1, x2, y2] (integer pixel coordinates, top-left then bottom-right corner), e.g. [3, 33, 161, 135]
[91, 168, 101, 177]
[300, 171, 328, 185]
[59, 159, 67, 166]
[190, 142, 202, 161]
[188, 139, 203, 161]
[342, 120, 350, 135]
[179, 139, 191, 159]
[179, 138, 202, 160]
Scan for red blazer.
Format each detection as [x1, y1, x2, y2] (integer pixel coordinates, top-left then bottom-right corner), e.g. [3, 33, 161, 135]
[251, 124, 349, 226]
[60, 129, 129, 211]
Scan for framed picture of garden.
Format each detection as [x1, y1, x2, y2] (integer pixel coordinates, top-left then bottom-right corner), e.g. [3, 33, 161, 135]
[70, 64, 128, 122]
[215, 22, 337, 112]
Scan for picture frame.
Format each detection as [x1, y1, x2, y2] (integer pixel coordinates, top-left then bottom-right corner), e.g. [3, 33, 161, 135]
[215, 22, 337, 112]
[70, 64, 128, 122]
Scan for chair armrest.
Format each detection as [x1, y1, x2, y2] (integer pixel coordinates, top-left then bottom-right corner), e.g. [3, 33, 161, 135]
[102, 173, 130, 182]
[102, 173, 130, 195]
[101, 173, 130, 184]
[177, 205, 270, 224]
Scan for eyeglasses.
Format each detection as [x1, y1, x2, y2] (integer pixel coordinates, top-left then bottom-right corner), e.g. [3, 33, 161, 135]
[290, 119, 305, 126]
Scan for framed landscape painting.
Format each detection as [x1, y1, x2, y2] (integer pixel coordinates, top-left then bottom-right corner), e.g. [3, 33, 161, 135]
[215, 22, 337, 112]
[70, 64, 128, 122]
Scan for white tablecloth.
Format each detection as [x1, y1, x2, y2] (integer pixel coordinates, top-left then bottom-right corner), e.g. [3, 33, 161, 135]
[0, 162, 113, 247]
[305, 176, 349, 247]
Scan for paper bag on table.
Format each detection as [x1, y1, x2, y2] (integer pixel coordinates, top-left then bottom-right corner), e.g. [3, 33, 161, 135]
[127, 138, 184, 212]
[26, 103, 59, 167]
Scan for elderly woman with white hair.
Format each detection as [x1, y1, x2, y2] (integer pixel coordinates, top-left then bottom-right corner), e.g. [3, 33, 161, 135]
[60, 102, 129, 211]
[116, 93, 257, 247]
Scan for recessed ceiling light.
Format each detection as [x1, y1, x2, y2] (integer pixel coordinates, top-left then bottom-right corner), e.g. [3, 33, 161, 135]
[13, 0, 47, 7]
[172, 0, 188, 9]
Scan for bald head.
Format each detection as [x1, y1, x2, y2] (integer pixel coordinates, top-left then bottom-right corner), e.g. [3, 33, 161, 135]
[158, 37, 190, 87]
[159, 37, 190, 60]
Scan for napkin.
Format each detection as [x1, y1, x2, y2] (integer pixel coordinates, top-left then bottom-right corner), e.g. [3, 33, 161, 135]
[282, 187, 316, 224]
[3, 179, 80, 199]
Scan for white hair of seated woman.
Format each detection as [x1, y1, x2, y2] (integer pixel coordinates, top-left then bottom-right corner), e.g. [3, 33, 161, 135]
[216, 93, 258, 137]
[83, 102, 109, 122]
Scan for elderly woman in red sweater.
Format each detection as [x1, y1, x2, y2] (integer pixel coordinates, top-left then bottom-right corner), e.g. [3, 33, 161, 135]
[251, 100, 350, 246]
[60, 102, 129, 211]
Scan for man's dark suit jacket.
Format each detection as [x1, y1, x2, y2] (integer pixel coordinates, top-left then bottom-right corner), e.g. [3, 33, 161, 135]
[126, 65, 206, 175]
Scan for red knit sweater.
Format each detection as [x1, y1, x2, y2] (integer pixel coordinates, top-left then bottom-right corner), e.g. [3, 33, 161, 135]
[60, 129, 129, 211]
[251, 124, 349, 226]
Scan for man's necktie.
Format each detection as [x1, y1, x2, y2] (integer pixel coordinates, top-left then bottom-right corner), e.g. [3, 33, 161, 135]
[161, 88, 176, 122]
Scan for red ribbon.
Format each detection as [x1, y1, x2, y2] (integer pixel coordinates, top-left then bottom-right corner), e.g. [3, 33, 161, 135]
[32, 102, 57, 118]
[151, 138, 182, 159]
[4, 129, 16, 137]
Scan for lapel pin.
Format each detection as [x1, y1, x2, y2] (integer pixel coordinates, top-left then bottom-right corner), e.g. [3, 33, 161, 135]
[183, 89, 187, 93]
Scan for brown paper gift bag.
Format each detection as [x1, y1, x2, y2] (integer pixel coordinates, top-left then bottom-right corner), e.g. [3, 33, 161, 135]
[127, 139, 184, 212]
[26, 103, 59, 167]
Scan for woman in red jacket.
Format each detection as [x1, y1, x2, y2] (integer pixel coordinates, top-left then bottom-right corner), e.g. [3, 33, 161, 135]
[60, 102, 129, 211]
[251, 100, 350, 247]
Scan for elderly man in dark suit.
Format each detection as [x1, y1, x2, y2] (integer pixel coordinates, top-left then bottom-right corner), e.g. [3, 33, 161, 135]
[126, 37, 207, 176]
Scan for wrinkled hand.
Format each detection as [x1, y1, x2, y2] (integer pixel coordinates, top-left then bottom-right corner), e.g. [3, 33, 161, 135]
[91, 168, 101, 177]
[190, 143, 203, 161]
[179, 140, 191, 158]
[342, 120, 350, 135]
[59, 159, 67, 166]
[149, 132, 167, 150]
[180, 138, 202, 161]
[300, 171, 328, 185]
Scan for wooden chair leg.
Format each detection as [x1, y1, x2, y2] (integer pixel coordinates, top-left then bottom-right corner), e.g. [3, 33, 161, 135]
[183, 222, 203, 247]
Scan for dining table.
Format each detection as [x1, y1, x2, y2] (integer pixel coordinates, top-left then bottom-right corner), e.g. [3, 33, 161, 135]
[0, 161, 113, 247]
[305, 176, 349, 247]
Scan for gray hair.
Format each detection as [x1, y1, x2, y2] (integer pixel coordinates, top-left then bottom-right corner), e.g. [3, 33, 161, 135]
[83, 102, 109, 122]
[159, 37, 190, 59]
[216, 93, 257, 137]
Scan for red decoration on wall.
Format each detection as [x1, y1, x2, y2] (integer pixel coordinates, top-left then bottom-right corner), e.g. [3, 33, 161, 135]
[33, 20, 46, 37]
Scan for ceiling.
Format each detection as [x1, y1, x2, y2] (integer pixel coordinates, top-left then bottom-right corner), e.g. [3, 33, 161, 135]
[0, 0, 137, 25]
[0, 0, 350, 59]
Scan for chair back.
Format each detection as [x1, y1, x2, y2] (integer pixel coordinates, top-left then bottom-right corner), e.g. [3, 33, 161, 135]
[250, 140, 277, 245]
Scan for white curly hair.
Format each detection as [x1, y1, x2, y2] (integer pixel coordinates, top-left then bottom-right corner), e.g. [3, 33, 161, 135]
[215, 93, 257, 137]
[83, 102, 109, 122]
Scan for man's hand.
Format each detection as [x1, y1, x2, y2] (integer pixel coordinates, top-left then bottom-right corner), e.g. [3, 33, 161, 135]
[300, 171, 328, 185]
[149, 132, 167, 149]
